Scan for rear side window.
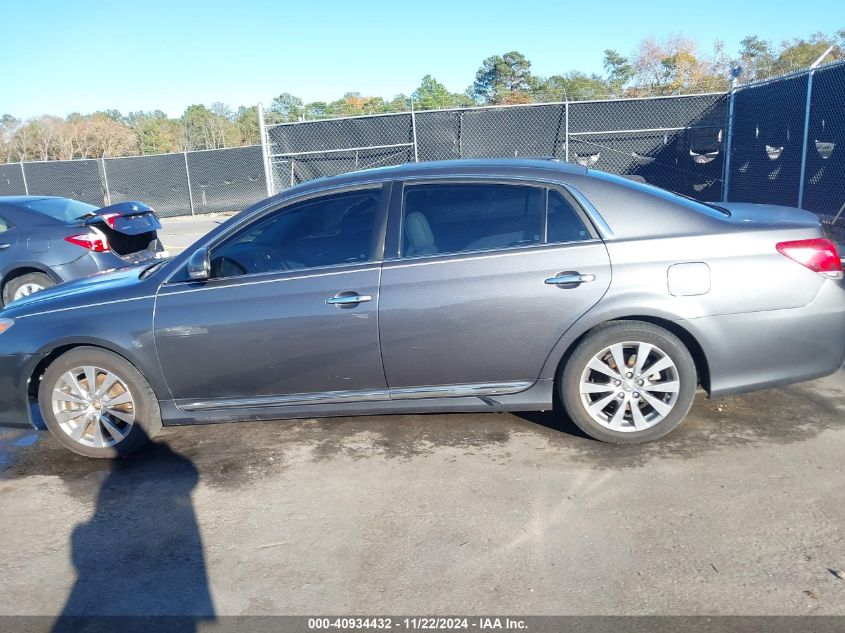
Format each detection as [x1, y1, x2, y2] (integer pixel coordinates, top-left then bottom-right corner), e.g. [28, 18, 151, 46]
[402, 183, 543, 257]
[17, 198, 99, 224]
[547, 190, 590, 243]
[0, 215, 10, 233]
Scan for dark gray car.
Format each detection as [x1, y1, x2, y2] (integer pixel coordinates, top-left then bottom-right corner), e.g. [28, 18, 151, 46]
[0, 159, 843, 457]
[0, 196, 165, 306]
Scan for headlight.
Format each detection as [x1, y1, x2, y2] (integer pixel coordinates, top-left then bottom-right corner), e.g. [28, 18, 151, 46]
[0, 318, 14, 335]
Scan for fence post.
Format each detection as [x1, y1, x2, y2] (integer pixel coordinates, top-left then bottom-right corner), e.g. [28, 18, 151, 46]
[183, 151, 196, 216]
[564, 101, 570, 162]
[100, 157, 112, 206]
[20, 162, 29, 195]
[410, 99, 419, 163]
[796, 70, 816, 210]
[721, 74, 738, 203]
[257, 102, 275, 196]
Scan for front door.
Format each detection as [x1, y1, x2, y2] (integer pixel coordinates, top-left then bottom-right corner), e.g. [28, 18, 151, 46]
[378, 181, 611, 391]
[154, 185, 390, 406]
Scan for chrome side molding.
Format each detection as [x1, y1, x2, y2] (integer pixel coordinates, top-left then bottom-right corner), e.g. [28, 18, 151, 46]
[178, 381, 534, 411]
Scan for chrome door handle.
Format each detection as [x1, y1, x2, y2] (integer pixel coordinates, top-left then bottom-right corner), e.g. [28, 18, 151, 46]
[326, 293, 373, 306]
[544, 273, 596, 285]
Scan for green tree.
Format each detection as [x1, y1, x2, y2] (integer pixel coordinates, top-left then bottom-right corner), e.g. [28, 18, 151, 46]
[738, 35, 775, 80]
[235, 105, 260, 145]
[534, 72, 611, 102]
[603, 49, 634, 94]
[128, 111, 181, 154]
[412, 75, 452, 110]
[774, 32, 843, 74]
[470, 51, 535, 103]
[270, 92, 304, 122]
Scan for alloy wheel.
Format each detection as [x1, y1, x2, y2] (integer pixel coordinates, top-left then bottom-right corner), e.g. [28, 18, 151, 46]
[12, 283, 44, 301]
[578, 341, 681, 432]
[51, 366, 136, 448]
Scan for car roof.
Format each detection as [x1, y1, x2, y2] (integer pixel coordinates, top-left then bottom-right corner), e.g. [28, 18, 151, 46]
[0, 195, 65, 205]
[277, 158, 589, 197]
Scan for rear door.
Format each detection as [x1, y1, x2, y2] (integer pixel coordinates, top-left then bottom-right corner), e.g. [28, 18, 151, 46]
[378, 180, 611, 392]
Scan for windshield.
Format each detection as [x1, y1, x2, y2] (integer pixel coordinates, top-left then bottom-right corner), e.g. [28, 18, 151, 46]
[18, 198, 99, 223]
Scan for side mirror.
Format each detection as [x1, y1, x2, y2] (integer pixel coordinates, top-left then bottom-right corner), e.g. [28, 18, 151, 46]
[187, 247, 210, 281]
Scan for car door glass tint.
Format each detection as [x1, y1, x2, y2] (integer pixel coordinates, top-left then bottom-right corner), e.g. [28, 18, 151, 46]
[210, 189, 380, 278]
[402, 184, 543, 257]
[547, 190, 590, 244]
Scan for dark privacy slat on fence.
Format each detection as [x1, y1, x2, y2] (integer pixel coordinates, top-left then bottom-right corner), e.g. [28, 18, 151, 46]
[268, 114, 414, 155]
[727, 75, 807, 207]
[105, 153, 192, 218]
[802, 63, 845, 220]
[187, 146, 267, 215]
[24, 159, 104, 206]
[0, 163, 26, 196]
[269, 95, 729, 202]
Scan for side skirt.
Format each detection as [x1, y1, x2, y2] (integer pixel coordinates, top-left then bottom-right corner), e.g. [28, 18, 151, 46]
[160, 379, 554, 426]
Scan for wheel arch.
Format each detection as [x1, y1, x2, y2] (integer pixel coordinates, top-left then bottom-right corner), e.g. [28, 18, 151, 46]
[27, 340, 167, 412]
[544, 313, 712, 395]
[1, 265, 62, 302]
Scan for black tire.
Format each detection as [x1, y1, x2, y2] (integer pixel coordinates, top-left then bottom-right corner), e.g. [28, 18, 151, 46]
[560, 321, 697, 443]
[2, 272, 55, 306]
[38, 347, 161, 458]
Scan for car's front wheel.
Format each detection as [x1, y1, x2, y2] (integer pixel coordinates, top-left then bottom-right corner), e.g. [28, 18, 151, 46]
[561, 321, 697, 443]
[38, 347, 161, 457]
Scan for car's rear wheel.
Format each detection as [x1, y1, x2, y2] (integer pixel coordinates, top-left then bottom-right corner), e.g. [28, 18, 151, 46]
[2, 272, 55, 305]
[560, 321, 697, 443]
[38, 347, 161, 458]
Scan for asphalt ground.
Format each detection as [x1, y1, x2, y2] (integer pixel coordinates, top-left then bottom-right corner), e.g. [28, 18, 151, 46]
[1, 367, 844, 616]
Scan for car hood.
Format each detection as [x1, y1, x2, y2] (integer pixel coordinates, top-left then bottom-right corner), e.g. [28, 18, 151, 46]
[1, 265, 153, 316]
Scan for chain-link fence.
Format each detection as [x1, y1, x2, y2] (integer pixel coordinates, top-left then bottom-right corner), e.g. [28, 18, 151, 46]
[265, 94, 729, 202]
[2, 61, 843, 231]
[1, 145, 268, 218]
[724, 59, 845, 238]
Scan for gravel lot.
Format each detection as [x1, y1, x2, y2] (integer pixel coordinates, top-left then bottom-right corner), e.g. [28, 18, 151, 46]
[1, 367, 844, 616]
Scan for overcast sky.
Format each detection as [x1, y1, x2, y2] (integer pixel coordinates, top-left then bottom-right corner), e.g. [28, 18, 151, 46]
[1, 0, 840, 118]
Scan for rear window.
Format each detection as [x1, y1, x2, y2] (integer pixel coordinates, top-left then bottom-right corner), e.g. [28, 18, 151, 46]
[17, 198, 99, 224]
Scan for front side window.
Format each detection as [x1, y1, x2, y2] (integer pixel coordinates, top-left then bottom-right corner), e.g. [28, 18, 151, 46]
[210, 188, 381, 278]
[401, 183, 544, 258]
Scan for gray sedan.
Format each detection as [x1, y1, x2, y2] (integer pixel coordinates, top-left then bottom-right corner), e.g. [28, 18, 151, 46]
[0, 159, 843, 457]
[0, 196, 166, 306]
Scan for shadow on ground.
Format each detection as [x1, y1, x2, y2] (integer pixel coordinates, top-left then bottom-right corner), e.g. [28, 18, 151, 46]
[45, 429, 215, 630]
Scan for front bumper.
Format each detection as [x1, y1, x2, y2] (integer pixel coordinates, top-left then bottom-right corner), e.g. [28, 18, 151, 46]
[0, 354, 37, 429]
[679, 280, 845, 398]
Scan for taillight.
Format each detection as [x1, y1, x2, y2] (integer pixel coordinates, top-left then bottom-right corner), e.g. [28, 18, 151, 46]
[100, 213, 120, 229]
[776, 238, 843, 279]
[65, 232, 109, 253]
